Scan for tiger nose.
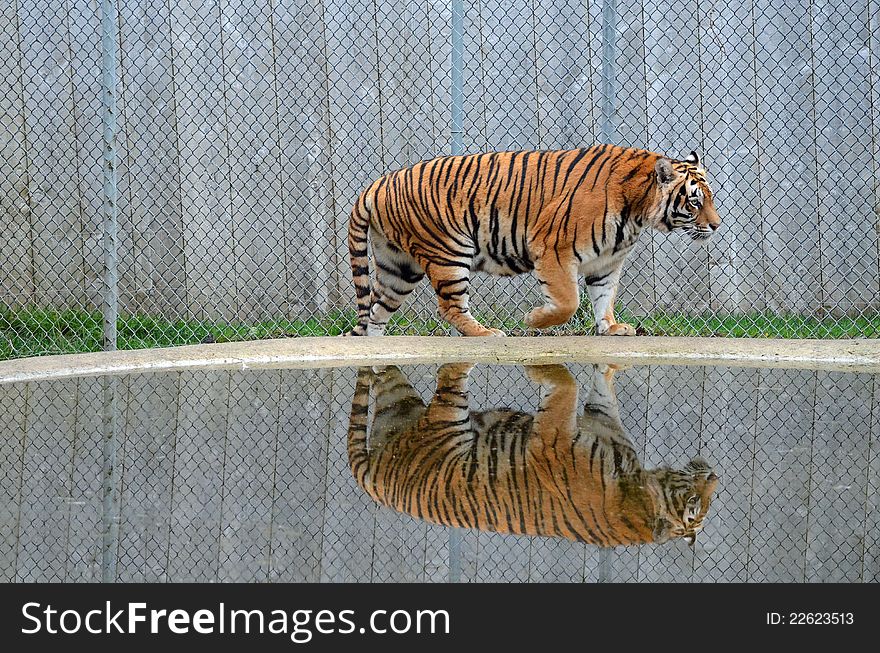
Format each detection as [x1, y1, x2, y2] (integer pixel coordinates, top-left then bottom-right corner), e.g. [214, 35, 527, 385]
[710, 223, 719, 231]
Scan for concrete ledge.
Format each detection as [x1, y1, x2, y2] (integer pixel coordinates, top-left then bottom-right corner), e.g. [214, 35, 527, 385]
[1, 336, 879, 385]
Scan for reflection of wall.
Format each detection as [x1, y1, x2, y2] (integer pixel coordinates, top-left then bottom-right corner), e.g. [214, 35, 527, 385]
[0, 363, 877, 582]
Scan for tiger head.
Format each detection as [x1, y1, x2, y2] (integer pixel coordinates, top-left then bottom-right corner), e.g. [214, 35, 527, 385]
[651, 151, 721, 242]
[648, 456, 719, 546]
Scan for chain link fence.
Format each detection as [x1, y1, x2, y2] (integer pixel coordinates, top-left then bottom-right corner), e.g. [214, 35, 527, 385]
[2, 0, 879, 360]
[1, 362, 877, 582]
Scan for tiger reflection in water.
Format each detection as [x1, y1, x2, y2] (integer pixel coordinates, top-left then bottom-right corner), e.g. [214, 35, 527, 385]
[347, 363, 718, 547]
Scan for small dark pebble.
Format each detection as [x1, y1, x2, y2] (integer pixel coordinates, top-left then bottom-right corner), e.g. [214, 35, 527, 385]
[201, 334, 215, 344]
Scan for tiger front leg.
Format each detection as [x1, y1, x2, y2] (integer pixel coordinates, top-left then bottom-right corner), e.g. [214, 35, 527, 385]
[525, 364, 579, 447]
[585, 364, 621, 419]
[524, 255, 580, 329]
[586, 265, 635, 336]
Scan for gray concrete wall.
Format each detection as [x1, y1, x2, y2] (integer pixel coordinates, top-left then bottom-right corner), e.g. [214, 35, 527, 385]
[1, 0, 878, 323]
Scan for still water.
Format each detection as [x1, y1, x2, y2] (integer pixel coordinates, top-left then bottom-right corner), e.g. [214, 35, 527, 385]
[0, 362, 877, 582]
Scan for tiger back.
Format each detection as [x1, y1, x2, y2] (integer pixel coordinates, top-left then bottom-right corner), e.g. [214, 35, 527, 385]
[347, 363, 719, 547]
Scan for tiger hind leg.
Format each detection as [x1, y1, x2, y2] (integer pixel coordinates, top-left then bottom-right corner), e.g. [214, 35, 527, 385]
[370, 366, 426, 448]
[424, 362, 475, 422]
[423, 262, 504, 336]
[364, 235, 425, 336]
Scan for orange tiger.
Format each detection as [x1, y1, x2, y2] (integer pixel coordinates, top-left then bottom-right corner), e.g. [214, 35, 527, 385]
[347, 363, 718, 547]
[347, 145, 720, 336]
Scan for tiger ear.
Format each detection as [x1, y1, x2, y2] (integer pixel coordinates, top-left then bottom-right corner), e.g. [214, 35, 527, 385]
[654, 158, 678, 186]
[684, 151, 700, 167]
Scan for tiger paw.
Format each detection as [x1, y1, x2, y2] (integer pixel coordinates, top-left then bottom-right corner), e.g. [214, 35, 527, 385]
[597, 362, 632, 373]
[438, 362, 476, 379]
[456, 323, 506, 336]
[437, 363, 474, 380]
[601, 322, 636, 336]
[524, 308, 561, 330]
[525, 364, 572, 385]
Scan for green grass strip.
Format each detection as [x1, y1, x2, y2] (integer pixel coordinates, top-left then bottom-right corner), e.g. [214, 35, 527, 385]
[2, 306, 878, 361]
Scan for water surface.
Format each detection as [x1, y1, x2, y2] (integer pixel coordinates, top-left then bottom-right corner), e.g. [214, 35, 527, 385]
[0, 362, 876, 582]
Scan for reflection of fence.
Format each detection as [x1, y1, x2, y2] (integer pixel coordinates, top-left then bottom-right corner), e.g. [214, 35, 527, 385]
[1, 363, 876, 582]
[1, 0, 879, 358]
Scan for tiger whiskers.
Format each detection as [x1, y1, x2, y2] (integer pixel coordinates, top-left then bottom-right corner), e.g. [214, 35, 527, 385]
[683, 225, 713, 244]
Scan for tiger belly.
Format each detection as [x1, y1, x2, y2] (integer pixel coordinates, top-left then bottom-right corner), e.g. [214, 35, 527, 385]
[578, 248, 632, 281]
[471, 254, 532, 277]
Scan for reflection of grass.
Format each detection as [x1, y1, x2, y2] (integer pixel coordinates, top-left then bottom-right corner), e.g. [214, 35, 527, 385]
[1, 306, 878, 360]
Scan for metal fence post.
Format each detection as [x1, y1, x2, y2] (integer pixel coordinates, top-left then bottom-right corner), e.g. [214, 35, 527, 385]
[600, 0, 617, 143]
[101, 376, 119, 582]
[98, 0, 120, 583]
[447, 0, 466, 580]
[451, 0, 464, 156]
[449, 0, 464, 345]
[597, 548, 611, 582]
[99, 0, 119, 353]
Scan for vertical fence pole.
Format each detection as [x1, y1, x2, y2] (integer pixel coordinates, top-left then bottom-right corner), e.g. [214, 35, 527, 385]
[450, 0, 464, 156]
[100, 0, 119, 351]
[597, 548, 611, 582]
[99, 0, 120, 583]
[447, 0, 465, 581]
[448, 526, 462, 583]
[598, 3, 621, 336]
[101, 376, 119, 582]
[600, 0, 617, 143]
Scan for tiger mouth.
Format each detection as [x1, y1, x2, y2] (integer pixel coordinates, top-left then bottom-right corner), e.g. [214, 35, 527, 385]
[687, 227, 714, 242]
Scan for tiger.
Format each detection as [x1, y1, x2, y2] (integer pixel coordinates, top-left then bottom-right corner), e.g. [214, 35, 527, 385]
[346, 144, 720, 337]
[347, 362, 719, 547]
